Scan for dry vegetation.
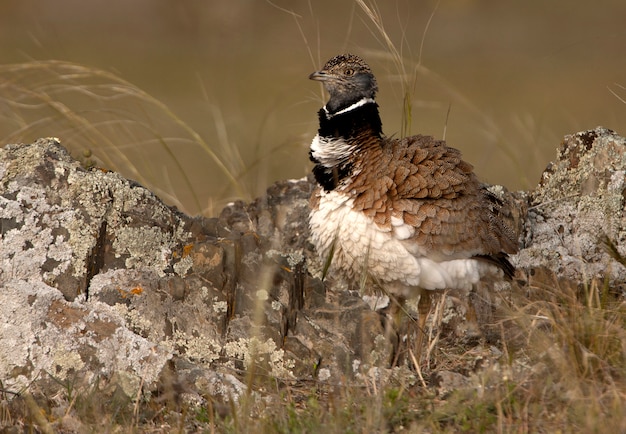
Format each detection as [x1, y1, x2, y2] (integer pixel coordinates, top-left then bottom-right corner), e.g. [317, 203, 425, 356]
[0, 60, 246, 216]
[1, 271, 625, 432]
[1, 1, 625, 432]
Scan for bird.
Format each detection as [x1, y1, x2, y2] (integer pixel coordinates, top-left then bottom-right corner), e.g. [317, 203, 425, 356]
[307, 53, 518, 366]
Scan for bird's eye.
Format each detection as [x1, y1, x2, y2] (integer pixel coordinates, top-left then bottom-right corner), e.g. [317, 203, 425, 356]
[344, 68, 354, 76]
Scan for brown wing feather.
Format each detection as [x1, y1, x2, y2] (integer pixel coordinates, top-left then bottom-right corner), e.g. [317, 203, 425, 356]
[348, 134, 518, 260]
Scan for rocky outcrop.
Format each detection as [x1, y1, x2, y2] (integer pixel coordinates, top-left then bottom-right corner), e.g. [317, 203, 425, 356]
[0, 138, 384, 405]
[1, 127, 625, 408]
[517, 127, 626, 292]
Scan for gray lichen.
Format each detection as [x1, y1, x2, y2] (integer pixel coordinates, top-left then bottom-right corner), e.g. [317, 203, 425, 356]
[516, 127, 626, 285]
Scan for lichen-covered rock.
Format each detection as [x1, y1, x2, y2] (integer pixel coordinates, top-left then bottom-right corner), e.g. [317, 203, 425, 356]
[0, 139, 207, 400]
[0, 138, 192, 299]
[2, 128, 625, 412]
[516, 127, 626, 291]
[0, 279, 171, 397]
[0, 138, 388, 406]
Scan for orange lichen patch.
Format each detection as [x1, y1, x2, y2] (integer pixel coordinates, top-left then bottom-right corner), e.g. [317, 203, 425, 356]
[116, 285, 144, 299]
[182, 244, 194, 258]
[172, 244, 194, 259]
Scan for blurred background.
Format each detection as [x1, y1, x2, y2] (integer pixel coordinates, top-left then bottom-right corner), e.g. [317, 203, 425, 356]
[0, 0, 625, 215]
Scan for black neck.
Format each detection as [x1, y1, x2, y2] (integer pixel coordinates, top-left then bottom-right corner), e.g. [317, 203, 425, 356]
[318, 101, 383, 141]
[310, 101, 383, 191]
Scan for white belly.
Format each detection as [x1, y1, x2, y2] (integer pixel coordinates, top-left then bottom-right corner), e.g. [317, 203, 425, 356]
[309, 190, 491, 294]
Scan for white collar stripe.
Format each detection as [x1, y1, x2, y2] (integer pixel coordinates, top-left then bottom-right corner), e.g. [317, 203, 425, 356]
[324, 98, 376, 118]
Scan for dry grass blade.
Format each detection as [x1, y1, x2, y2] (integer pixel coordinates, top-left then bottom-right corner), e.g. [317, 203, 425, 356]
[321, 235, 337, 281]
[607, 83, 626, 105]
[355, 0, 414, 137]
[601, 234, 626, 268]
[23, 393, 54, 434]
[0, 60, 245, 215]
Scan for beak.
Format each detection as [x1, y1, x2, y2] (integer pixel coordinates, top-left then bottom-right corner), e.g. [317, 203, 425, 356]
[309, 70, 329, 81]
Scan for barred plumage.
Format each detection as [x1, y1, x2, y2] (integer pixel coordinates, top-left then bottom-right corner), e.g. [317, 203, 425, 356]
[308, 54, 518, 364]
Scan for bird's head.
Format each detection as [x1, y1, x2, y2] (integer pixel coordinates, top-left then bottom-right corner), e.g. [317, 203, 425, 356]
[309, 54, 378, 114]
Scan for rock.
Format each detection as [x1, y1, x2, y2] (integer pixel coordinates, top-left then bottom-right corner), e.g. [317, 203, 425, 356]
[1, 279, 170, 398]
[1, 128, 625, 409]
[516, 127, 626, 292]
[0, 139, 192, 300]
[0, 138, 386, 406]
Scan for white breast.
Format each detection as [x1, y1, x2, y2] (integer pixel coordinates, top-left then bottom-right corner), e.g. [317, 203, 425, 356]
[309, 189, 494, 295]
[310, 134, 356, 168]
